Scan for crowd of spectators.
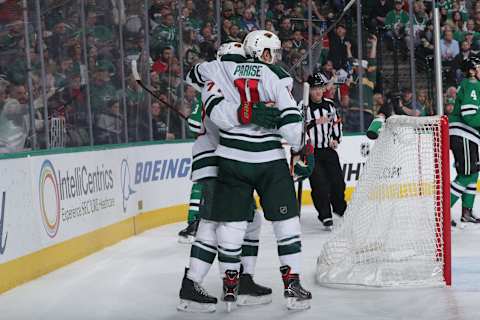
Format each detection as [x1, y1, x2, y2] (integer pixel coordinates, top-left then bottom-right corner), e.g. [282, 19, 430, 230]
[0, 0, 476, 154]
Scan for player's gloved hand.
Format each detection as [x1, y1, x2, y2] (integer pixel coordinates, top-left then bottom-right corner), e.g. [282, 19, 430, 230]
[238, 102, 281, 129]
[366, 116, 385, 140]
[292, 142, 315, 181]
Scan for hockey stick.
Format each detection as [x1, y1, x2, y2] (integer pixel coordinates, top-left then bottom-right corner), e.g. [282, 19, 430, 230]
[288, 0, 357, 73]
[131, 60, 188, 121]
[297, 82, 310, 214]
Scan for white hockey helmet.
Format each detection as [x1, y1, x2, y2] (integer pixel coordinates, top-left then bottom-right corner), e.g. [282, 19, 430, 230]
[216, 42, 246, 60]
[243, 30, 281, 64]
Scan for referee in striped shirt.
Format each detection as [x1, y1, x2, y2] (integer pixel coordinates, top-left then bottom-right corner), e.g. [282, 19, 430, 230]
[306, 72, 347, 230]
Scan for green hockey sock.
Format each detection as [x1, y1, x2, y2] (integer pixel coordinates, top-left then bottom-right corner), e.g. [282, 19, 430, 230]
[451, 173, 478, 209]
[188, 182, 203, 223]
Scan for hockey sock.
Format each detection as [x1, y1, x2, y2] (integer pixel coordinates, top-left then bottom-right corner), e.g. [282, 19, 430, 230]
[188, 220, 218, 283]
[451, 173, 478, 208]
[217, 221, 248, 275]
[462, 175, 478, 209]
[187, 182, 203, 223]
[241, 211, 262, 275]
[272, 217, 302, 274]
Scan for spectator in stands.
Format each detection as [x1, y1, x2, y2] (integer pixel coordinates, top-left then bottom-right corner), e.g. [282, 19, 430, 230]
[417, 88, 434, 116]
[278, 17, 293, 42]
[441, 27, 460, 87]
[94, 99, 123, 145]
[90, 62, 117, 113]
[346, 34, 378, 131]
[0, 98, 28, 153]
[397, 87, 420, 116]
[64, 73, 89, 147]
[327, 22, 351, 70]
[228, 23, 243, 42]
[385, 0, 410, 55]
[292, 30, 307, 51]
[453, 40, 473, 83]
[239, 8, 259, 32]
[151, 101, 174, 140]
[151, 13, 177, 52]
[369, 0, 393, 31]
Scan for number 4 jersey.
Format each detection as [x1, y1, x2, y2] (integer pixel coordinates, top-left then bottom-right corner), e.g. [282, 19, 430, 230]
[449, 77, 480, 144]
[187, 54, 303, 164]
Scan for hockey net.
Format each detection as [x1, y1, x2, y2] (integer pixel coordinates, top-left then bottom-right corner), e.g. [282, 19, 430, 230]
[316, 115, 451, 287]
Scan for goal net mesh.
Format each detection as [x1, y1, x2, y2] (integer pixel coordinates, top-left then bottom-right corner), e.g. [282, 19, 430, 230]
[316, 116, 448, 287]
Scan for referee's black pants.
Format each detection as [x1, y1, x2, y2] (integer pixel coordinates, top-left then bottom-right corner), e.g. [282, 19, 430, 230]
[309, 147, 347, 223]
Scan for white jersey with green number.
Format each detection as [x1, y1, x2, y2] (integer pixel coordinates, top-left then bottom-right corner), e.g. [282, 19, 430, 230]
[190, 56, 303, 164]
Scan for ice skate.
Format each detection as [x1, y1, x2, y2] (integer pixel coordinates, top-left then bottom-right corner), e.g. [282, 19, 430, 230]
[222, 270, 239, 312]
[280, 265, 312, 310]
[320, 218, 333, 231]
[178, 219, 199, 244]
[177, 269, 217, 313]
[237, 273, 272, 306]
[461, 207, 480, 223]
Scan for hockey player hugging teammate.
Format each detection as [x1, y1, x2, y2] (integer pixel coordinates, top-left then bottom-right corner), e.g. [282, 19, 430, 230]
[177, 32, 313, 312]
[449, 56, 480, 225]
[203, 31, 312, 311]
[177, 40, 312, 313]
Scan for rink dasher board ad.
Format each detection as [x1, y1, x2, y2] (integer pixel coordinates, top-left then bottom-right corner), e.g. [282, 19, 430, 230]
[0, 143, 193, 265]
[0, 135, 457, 292]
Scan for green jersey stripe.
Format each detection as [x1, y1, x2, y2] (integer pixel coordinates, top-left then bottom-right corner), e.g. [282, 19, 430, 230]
[220, 137, 283, 152]
[278, 114, 302, 128]
[192, 156, 218, 171]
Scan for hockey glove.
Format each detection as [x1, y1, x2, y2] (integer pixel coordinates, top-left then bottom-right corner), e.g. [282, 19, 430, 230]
[292, 142, 315, 181]
[366, 116, 385, 140]
[238, 102, 281, 129]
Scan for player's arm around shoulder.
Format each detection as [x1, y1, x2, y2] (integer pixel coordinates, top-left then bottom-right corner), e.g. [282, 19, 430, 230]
[268, 72, 303, 151]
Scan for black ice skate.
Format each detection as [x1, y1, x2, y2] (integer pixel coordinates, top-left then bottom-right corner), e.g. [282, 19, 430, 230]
[222, 270, 239, 312]
[177, 269, 217, 313]
[461, 207, 480, 223]
[178, 219, 199, 244]
[280, 265, 312, 310]
[320, 217, 333, 231]
[237, 273, 273, 306]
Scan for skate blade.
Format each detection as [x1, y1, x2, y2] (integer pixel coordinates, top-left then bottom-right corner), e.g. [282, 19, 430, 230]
[225, 301, 235, 313]
[323, 226, 333, 232]
[286, 297, 311, 310]
[237, 294, 272, 306]
[177, 299, 216, 313]
[177, 235, 195, 244]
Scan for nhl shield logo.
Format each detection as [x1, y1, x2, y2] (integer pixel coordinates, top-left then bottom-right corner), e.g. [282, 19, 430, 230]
[280, 206, 288, 215]
[360, 142, 370, 158]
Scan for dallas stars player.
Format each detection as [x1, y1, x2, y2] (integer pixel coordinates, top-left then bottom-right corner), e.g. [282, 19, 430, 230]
[177, 42, 282, 313]
[177, 95, 204, 244]
[203, 31, 313, 310]
[449, 56, 480, 225]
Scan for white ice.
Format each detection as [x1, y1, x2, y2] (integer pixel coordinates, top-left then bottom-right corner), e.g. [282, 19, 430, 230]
[0, 205, 480, 320]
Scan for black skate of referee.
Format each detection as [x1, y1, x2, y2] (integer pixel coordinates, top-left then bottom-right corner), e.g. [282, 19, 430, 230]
[305, 72, 347, 229]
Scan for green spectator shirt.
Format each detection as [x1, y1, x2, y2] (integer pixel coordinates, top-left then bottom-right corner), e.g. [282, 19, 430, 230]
[151, 24, 177, 50]
[385, 10, 409, 30]
[90, 82, 118, 112]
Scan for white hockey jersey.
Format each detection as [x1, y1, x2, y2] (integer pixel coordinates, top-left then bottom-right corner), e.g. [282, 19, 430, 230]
[189, 55, 303, 164]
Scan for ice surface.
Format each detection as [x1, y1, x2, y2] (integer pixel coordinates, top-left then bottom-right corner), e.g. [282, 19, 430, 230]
[0, 204, 479, 320]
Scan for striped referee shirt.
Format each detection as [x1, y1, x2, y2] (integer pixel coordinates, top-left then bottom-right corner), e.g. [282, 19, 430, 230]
[306, 98, 342, 149]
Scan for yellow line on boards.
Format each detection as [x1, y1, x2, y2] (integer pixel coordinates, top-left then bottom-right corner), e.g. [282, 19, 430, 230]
[0, 204, 187, 294]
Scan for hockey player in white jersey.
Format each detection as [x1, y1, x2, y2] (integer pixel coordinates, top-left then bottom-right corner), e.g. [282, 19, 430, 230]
[201, 31, 313, 310]
[178, 42, 282, 313]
